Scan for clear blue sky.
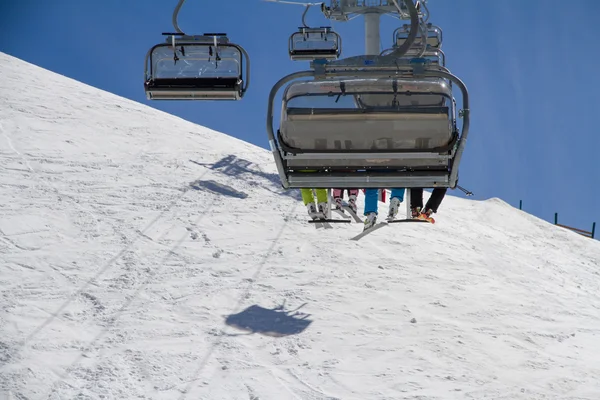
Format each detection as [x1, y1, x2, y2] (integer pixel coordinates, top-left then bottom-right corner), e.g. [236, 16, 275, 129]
[2, 1, 599, 236]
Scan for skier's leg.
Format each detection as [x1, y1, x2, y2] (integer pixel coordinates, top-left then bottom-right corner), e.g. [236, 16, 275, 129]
[410, 188, 424, 218]
[389, 188, 405, 202]
[363, 189, 379, 215]
[315, 189, 328, 204]
[387, 188, 405, 219]
[332, 188, 343, 209]
[424, 188, 448, 213]
[362, 188, 379, 229]
[315, 189, 329, 215]
[347, 188, 359, 212]
[301, 188, 318, 219]
[410, 188, 423, 209]
[300, 188, 315, 205]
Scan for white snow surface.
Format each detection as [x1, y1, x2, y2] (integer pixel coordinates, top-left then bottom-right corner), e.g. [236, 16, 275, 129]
[1, 51, 600, 400]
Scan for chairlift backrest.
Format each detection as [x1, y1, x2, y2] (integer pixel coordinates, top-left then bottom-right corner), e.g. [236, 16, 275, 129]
[279, 78, 455, 164]
[150, 45, 242, 79]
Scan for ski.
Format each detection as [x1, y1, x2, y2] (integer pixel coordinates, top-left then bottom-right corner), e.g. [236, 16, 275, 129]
[308, 211, 351, 229]
[349, 222, 389, 240]
[387, 218, 431, 224]
[332, 208, 352, 220]
[311, 218, 332, 229]
[342, 205, 363, 223]
[350, 218, 431, 240]
[314, 220, 332, 229]
[307, 218, 351, 224]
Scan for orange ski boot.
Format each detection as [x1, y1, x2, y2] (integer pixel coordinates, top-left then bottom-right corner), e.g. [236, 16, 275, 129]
[417, 208, 436, 224]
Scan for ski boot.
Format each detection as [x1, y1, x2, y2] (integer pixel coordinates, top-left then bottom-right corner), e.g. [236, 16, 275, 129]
[387, 197, 402, 221]
[333, 197, 343, 210]
[417, 208, 436, 223]
[410, 207, 421, 219]
[347, 194, 358, 213]
[363, 212, 377, 231]
[306, 203, 320, 220]
[317, 202, 329, 218]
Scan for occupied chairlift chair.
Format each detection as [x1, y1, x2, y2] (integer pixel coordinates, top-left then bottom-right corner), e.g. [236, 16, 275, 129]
[267, 23, 470, 190]
[144, 33, 250, 101]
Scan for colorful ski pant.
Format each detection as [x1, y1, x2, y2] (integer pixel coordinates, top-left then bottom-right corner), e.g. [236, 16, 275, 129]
[301, 188, 328, 205]
[333, 188, 359, 199]
[410, 188, 447, 213]
[364, 188, 405, 215]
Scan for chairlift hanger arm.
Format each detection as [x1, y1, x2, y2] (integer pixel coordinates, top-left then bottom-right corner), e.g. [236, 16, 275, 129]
[264, 0, 327, 28]
[172, 0, 186, 34]
[390, 0, 419, 59]
[302, 4, 310, 27]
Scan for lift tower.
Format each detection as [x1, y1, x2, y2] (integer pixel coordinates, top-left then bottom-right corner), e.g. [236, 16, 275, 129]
[320, 0, 421, 55]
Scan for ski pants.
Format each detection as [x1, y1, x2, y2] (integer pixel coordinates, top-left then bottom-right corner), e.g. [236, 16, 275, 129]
[410, 188, 447, 213]
[364, 188, 405, 215]
[301, 188, 328, 205]
[333, 188, 359, 199]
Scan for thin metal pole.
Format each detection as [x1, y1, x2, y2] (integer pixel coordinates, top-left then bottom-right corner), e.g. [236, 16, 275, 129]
[405, 188, 411, 219]
[554, 212, 558, 225]
[327, 188, 332, 219]
[592, 222, 596, 239]
[519, 200, 522, 210]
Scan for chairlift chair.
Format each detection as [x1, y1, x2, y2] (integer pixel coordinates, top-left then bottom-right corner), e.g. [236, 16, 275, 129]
[266, 57, 470, 190]
[289, 27, 342, 61]
[144, 33, 250, 100]
[394, 23, 443, 49]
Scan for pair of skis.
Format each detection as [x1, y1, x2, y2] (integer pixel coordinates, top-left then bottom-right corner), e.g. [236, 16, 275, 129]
[307, 204, 432, 239]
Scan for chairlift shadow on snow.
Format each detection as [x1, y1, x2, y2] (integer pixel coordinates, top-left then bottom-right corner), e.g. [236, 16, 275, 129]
[224, 303, 312, 337]
[190, 155, 302, 201]
[189, 179, 248, 199]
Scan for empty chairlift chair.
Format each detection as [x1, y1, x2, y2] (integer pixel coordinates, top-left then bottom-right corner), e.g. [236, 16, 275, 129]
[272, 77, 462, 189]
[289, 27, 341, 61]
[144, 33, 250, 100]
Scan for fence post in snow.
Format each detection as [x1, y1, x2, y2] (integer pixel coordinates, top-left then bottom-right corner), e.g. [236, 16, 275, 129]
[592, 222, 596, 239]
[519, 200, 522, 210]
[554, 212, 558, 225]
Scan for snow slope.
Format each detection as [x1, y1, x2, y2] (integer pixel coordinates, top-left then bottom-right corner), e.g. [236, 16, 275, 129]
[1, 51, 600, 400]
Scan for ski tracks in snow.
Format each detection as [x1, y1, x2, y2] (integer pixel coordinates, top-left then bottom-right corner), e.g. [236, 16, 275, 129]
[1, 118, 194, 344]
[0, 117, 253, 396]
